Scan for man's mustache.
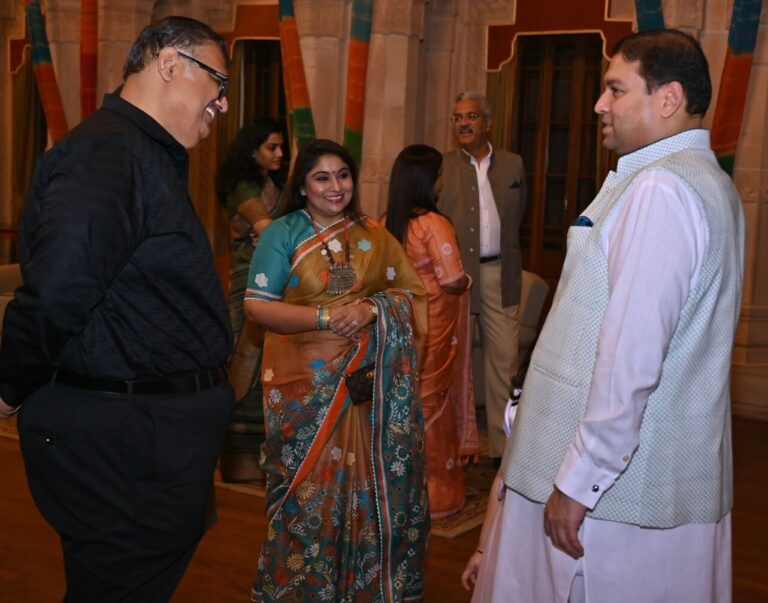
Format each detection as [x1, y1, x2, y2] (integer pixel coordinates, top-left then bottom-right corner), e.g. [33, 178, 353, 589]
[458, 126, 474, 134]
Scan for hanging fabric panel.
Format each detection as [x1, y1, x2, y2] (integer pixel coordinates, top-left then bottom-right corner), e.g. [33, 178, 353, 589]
[279, 0, 316, 149]
[342, 0, 374, 165]
[710, 0, 763, 175]
[80, 0, 98, 119]
[634, 0, 665, 31]
[25, 0, 68, 141]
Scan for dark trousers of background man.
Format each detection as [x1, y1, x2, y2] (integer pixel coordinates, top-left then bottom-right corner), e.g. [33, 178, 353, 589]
[17, 381, 235, 603]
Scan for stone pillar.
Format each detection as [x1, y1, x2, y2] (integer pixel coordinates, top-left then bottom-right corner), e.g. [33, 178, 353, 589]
[43, 0, 82, 130]
[419, 0, 460, 153]
[673, 0, 768, 419]
[358, 0, 426, 217]
[294, 0, 348, 141]
[99, 1, 155, 97]
[418, 0, 516, 154]
[731, 10, 768, 420]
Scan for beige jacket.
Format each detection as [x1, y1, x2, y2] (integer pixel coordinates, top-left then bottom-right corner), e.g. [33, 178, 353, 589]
[440, 147, 527, 312]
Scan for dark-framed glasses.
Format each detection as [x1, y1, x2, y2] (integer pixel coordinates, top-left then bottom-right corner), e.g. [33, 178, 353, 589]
[177, 50, 229, 100]
[450, 112, 482, 123]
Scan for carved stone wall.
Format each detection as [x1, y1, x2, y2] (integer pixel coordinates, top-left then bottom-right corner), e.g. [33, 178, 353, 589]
[729, 4, 768, 419]
[294, 0, 348, 141]
[420, 0, 517, 154]
[357, 0, 426, 216]
[42, 0, 82, 129]
[98, 1, 155, 97]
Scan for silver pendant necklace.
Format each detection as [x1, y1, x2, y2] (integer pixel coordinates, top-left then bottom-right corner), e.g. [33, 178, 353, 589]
[309, 214, 356, 295]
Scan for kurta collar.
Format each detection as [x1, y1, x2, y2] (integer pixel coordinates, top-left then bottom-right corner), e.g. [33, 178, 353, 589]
[459, 141, 494, 166]
[616, 129, 711, 176]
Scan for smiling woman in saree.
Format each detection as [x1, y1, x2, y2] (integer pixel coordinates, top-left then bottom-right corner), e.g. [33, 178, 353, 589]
[244, 139, 429, 602]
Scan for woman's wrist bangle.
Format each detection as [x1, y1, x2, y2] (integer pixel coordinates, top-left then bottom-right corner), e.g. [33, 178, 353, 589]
[317, 305, 331, 330]
[364, 298, 378, 319]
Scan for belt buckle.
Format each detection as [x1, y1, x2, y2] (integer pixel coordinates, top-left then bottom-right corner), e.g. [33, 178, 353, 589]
[194, 371, 214, 393]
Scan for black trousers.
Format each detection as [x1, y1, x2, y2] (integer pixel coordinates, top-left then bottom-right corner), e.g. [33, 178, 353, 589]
[18, 381, 235, 602]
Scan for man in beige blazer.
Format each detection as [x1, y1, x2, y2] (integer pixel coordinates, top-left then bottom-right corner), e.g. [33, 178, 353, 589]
[440, 91, 527, 462]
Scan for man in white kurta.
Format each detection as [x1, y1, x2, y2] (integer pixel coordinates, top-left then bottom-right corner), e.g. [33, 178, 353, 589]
[466, 29, 744, 603]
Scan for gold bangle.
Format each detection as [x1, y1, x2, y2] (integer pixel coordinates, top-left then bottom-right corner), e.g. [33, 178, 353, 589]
[317, 306, 331, 330]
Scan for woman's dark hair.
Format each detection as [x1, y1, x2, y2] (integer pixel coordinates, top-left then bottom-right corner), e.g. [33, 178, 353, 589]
[384, 144, 443, 244]
[215, 118, 285, 205]
[123, 16, 228, 79]
[613, 29, 712, 116]
[287, 139, 362, 220]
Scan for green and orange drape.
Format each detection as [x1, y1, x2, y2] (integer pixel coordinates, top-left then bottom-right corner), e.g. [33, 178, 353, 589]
[25, 0, 67, 141]
[632, 0, 762, 175]
[342, 0, 374, 165]
[710, 0, 763, 175]
[634, 0, 665, 32]
[279, 0, 316, 149]
[279, 0, 374, 162]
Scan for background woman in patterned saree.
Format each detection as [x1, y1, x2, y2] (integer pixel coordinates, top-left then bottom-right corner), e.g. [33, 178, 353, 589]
[215, 118, 286, 483]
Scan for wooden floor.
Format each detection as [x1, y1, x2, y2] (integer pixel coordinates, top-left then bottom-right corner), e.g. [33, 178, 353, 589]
[0, 418, 766, 602]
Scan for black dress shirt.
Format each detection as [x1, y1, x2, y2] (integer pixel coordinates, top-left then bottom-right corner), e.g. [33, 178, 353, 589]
[0, 94, 232, 405]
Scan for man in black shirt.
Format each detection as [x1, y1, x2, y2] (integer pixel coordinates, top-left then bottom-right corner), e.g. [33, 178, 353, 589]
[0, 16, 235, 601]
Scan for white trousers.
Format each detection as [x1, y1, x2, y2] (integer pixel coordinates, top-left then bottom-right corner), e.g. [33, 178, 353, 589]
[472, 488, 731, 603]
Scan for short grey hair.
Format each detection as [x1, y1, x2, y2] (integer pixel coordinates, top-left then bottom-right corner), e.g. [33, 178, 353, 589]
[454, 91, 492, 118]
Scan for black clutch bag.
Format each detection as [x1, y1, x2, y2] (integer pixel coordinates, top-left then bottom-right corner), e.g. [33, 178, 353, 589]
[344, 363, 375, 405]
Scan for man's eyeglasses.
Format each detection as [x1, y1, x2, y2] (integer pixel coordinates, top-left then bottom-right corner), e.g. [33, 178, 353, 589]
[450, 112, 482, 123]
[177, 50, 229, 100]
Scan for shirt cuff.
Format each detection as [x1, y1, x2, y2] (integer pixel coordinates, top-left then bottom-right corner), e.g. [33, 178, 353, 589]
[0, 382, 35, 408]
[554, 444, 619, 510]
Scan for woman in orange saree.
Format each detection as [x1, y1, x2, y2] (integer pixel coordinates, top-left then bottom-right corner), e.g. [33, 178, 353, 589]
[384, 144, 478, 519]
[244, 140, 429, 602]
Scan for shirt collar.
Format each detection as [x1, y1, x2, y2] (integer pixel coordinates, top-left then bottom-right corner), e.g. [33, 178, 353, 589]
[616, 129, 711, 176]
[460, 141, 493, 166]
[101, 93, 187, 154]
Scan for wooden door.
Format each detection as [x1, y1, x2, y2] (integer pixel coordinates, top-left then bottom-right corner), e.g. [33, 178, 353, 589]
[510, 34, 609, 287]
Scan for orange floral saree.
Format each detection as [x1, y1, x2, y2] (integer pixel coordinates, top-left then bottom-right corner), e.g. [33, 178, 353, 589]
[245, 210, 429, 602]
[402, 211, 478, 519]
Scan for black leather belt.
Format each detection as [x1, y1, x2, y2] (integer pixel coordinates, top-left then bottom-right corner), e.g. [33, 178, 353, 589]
[480, 254, 501, 263]
[53, 367, 228, 395]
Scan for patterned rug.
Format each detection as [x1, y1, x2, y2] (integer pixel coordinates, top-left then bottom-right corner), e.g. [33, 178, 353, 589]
[0, 416, 492, 539]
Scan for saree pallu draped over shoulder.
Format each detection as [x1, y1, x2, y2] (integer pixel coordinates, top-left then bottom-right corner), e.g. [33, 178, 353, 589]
[249, 215, 429, 602]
